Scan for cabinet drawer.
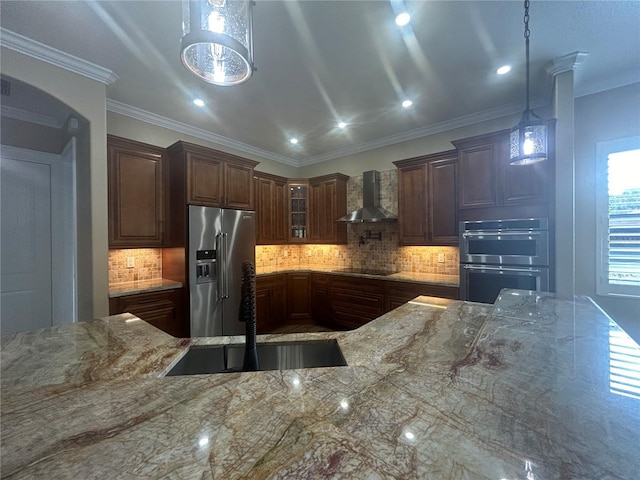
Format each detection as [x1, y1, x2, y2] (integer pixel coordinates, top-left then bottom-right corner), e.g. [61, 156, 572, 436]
[332, 307, 377, 329]
[331, 277, 384, 294]
[331, 290, 384, 314]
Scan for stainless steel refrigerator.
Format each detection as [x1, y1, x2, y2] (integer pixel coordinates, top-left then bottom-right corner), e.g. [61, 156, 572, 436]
[188, 205, 255, 337]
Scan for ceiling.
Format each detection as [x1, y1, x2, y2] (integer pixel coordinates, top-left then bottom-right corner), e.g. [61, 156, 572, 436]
[1, 1, 638, 166]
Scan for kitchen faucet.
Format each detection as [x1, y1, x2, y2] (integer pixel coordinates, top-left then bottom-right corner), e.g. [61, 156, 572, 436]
[240, 261, 259, 371]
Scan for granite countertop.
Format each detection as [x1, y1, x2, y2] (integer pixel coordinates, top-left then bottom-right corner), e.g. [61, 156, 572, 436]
[109, 278, 183, 298]
[257, 267, 459, 286]
[2, 290, 639, 478]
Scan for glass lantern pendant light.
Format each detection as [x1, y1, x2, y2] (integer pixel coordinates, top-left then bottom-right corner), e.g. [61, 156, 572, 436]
[181, 0, 255, 86]
[510, 0, 547, 165]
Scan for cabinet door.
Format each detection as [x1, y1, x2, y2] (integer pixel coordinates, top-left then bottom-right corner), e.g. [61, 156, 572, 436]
[273, 179, 288, 243]
[286, 272, 311, 323]
[428, 158, 458, 245]
[308, 182, 323, 243]
[186, 152, 223, 206]
[458, 143, 498, 209]
[311, 273, 332, 327]
[397, 164, 427, 245]
[501, 139, 548, 205]
[255, 176, 274, 244]
[107, 136, 164, 247]
[308, 175, 348, 244]
[256, 274, 286, 333]
[288, 182, 309, 242]
[254, 173, 287, 245]
[225, 161, 254, 210]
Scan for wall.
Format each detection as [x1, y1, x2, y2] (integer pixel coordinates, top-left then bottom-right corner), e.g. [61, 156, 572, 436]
[574, 82, 640, 341]
[0, 48, 109, 320]
[108, 249, 163, 284]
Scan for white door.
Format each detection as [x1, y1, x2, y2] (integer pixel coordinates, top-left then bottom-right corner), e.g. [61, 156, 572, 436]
[1, 143, 77, 336]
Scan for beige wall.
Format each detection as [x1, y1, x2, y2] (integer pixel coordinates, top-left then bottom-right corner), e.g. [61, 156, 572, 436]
[1, 48, 109, 319]
[574, 82, 640, 341]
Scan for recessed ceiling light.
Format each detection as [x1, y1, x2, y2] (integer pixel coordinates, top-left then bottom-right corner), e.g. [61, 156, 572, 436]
[402, 99, 413, 108]
[193, 98, 205, 107]
[290, 138, 299, 145]
[395, 12, 411, 26]
[497, 65, 511, 75]
[338, 121, 347, 129]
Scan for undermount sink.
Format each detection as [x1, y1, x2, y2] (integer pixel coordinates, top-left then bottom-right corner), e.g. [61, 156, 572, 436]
[165, 339, 347, 376]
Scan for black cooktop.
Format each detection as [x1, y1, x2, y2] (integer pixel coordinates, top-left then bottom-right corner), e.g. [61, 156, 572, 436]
[332, 268, 398, 276]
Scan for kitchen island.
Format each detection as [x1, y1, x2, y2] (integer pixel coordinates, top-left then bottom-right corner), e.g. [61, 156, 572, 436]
[1, 290, 638, 479]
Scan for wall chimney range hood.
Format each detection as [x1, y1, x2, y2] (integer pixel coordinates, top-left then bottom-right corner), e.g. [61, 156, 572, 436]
[337, 171, 397, 223]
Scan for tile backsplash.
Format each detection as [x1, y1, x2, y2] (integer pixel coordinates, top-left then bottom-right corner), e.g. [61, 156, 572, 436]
[256, 169, 459, 276]
[109, 249, 162, 284]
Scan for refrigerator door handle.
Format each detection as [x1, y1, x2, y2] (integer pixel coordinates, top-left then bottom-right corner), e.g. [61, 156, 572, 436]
[215, 233, 225, 299]
[221, 232, 229, 299]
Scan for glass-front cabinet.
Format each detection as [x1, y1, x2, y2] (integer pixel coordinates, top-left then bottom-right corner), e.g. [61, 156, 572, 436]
[288, 181, 308, 242]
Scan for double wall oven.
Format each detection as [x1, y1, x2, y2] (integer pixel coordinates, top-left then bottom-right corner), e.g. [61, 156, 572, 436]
[459, 218, 550, 303]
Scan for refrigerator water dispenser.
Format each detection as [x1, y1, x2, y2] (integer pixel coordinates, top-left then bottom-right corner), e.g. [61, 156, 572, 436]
[195, 250, 216, 284]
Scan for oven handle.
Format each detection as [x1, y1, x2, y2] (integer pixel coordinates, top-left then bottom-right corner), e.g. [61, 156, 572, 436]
[462, 265, 543, 273]
[462, 231, 543, 238]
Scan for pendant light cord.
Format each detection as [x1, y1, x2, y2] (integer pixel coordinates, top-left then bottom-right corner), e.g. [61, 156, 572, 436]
[524, 0, 531, 114]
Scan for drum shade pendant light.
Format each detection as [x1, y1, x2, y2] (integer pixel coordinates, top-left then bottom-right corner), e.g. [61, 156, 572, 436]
[181, 0, 255, 86]
[510, 0, 547, 165]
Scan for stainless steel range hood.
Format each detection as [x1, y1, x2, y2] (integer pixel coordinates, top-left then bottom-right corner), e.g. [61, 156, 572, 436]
[337, 170, 397, 223]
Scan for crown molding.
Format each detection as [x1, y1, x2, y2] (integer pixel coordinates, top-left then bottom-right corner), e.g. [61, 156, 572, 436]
[0, 144, 60, 163]
[545, 52, 590, 77]
[0, 28, 119, 85]
[108, 97, 549, 168]
[0, 104, 62, 128]
[297, 101, 541, 166]
[575, 75, 640, 99]
[106, 99, 299, 167]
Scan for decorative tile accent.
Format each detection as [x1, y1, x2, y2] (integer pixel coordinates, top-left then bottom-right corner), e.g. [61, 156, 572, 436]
[108, 249, 163, 284]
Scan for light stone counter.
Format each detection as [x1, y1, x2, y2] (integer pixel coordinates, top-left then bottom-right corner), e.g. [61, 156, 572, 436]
[108, 278, 183, 298]
[1, 291, 638, 479]
[256, 267, 459, 287]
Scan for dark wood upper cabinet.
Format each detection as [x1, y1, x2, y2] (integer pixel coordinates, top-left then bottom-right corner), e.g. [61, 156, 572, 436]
[452, 124, 555, 221]
[396, 162, 428, 245]
[394, 150, 458, 246]
[166, 141, 258, 210]
[308, 173, 348, 244]
[429, 156, 459, 245]
[107, 135, 165, 247]
[456, 137, 500, 209]
[255, 171, 288, 245]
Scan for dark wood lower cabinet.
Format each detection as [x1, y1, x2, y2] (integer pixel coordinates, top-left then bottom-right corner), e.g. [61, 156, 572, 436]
[109, 289, 183, 337]
[257, 272, 460, 332]
[311, 273, 331, 326]
[286, 272, 312, 324]
[329, 276, 384, 330]
[256, 274, 286, 334]
[383, 281, 459, 312]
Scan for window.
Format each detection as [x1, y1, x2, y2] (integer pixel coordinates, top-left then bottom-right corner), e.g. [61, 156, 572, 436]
[596, 137, 640, 298]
